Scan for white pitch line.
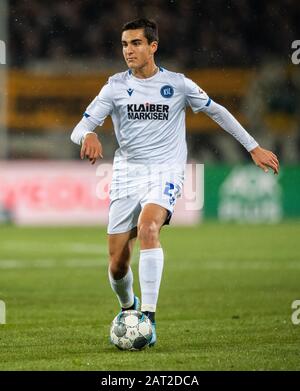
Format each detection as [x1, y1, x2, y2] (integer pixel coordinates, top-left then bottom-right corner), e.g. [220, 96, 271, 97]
[0, 258, 298, 270]
[215, 260, 300, 270]
[0, 259, 108, 269]
[1, 241, 107, 255]
[169, 260, 300, 271]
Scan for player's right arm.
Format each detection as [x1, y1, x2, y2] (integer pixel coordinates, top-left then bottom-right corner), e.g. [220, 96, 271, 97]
[80, 132, 103, 165]
[70, 80, 113, 165]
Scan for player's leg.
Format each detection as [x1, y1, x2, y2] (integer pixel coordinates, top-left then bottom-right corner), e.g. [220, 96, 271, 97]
[108, 228, 140, 311]
[108, 228, 137, 279]
[138, 203, 167, 249]
[137, 203, 168, 345]
[107, 194, 142, 311]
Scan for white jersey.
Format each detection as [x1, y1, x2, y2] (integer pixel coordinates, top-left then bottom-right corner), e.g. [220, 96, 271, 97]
[83, 67, 211, 167]
[71, 66, 258, 227]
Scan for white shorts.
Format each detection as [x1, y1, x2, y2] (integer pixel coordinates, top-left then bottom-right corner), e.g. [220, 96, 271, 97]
[107, 169, 184, 234]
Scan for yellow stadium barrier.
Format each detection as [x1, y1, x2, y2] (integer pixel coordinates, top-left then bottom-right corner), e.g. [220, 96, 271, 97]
[5, 69, 255, 132]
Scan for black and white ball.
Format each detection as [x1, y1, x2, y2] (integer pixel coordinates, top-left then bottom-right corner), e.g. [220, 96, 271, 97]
[110, 310, 153, 350]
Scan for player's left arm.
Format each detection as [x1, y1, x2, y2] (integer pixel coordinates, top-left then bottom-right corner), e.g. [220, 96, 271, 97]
[183, 76, 279, 174]
[202, 100, 279, 174]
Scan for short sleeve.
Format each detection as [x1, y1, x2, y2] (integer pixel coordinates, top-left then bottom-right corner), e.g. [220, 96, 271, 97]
[84, 79, 114, 126]
[184, 76, 211, 113]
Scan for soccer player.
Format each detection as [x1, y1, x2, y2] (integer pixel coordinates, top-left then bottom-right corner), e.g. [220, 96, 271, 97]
[71, 18, 279, 347]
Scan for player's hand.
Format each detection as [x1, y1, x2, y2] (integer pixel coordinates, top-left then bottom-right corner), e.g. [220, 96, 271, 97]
[250, 146, 279, 175]
[80, 133, 103, 165]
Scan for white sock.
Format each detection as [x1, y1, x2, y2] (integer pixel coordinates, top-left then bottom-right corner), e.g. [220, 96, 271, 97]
[108, 267, 134, 309]
[139, 248, 164, 313]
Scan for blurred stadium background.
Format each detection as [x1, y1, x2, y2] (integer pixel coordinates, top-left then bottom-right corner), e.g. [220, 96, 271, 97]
[0, 0, 300, 370]
[0, 0, 299, 225]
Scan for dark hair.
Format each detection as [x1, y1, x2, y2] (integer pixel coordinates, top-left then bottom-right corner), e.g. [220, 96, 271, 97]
[122, 18, 159, 44]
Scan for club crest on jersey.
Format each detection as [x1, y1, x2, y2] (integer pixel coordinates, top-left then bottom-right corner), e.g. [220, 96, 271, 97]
[127, 88, 134, 96]
[160, 85, 174, 98]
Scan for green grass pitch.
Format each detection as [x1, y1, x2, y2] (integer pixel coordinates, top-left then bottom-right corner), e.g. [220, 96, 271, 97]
[0, 221, 299, 370]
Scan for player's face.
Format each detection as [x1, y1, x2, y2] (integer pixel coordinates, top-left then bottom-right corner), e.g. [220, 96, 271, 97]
[121, 29, 157, 70]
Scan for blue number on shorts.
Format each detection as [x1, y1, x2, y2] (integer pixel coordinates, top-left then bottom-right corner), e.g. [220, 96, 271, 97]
[164, 182, 177, 206]
[164, 182, 174, 196]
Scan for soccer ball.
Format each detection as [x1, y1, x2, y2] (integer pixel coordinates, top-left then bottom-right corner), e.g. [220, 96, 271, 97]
[110, 310, 153, 350]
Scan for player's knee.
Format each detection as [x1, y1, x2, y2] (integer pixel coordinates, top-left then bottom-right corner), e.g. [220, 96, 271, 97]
[138, 221, 159, 245]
